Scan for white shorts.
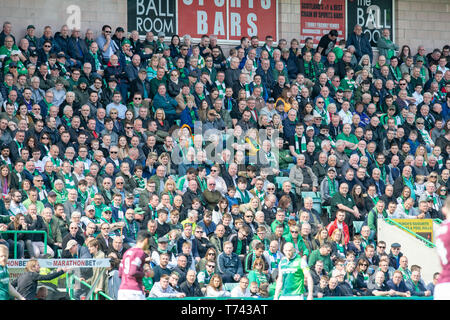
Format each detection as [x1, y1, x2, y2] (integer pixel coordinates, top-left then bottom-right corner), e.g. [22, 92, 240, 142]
[434, 283, 450, 300]
[279, 294, 304, 300]
[117, 289, 146, 300]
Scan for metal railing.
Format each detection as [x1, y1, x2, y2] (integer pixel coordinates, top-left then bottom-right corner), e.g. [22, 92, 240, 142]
[65, 272, 113, 300]
[0, 230, 47, 258]
[384, 218, 436, 248]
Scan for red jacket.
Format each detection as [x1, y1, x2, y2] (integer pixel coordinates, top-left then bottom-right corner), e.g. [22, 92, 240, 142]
[327, 220, 350, 245]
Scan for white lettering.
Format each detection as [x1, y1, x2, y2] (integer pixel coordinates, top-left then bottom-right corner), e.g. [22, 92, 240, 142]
[197, 11, 208, 34]
[214, 12, 226, 36]
[230, 13, 241, 37]
[230, 0, 241, 8]
[215, 0, 226, 7]
[247, 13, 257, 36]
[357, 7, 365, 26]
[261, 0, 271, 10]
[145, 0, 157, 16]
[66, 5, 81, 31]
[137, 0, 145, 15]
[183, 0, 193, 5]
[249, 0, 254, 9]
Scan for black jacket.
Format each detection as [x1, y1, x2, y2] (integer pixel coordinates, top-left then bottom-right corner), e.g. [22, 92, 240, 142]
[179, 280, 203, 297]
[12, 270, 65, 300]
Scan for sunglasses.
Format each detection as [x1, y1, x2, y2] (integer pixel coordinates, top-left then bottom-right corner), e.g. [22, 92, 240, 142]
[206, 265, 215, 268]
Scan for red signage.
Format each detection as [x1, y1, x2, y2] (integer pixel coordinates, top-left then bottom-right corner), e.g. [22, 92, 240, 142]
[300, 0, 345, 44]
[177, 0, 278, 41]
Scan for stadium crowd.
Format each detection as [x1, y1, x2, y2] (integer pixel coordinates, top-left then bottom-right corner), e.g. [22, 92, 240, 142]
[0, 20, 449, 299]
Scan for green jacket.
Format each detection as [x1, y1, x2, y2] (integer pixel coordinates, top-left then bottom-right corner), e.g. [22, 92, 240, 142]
[274, 149, 294, 170]
[367, 207, 388, 232]
[377, 37, 399, 61]
[42, 217, 63, 245]
[307, 249, 333, 273]
[284, 233, 309, 257]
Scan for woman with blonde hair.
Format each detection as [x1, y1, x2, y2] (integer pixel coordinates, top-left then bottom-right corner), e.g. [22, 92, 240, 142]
[147, 55, 160, 81]
[117, 136, 129, 160]
[13, 258, 66, 300]
[239, 197, 261, 215]
[0, 165, 11, 198]
[245, 128, 260, 157]
[312, 226, 331, 250]
[157, 152, 174, 175]
[154, 108, 170, 132]
[163, 179, 177, 205]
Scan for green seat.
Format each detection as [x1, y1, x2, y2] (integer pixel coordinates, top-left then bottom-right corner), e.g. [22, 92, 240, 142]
[274, 176, 290, 189]
[301, 192, 322, 213]
[353, 221, 364, 234]
[223, 282, 239, 292]
[175, 120, 181, 126]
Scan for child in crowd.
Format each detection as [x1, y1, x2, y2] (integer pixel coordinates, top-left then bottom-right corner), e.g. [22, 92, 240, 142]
[414, 175, 426, 198]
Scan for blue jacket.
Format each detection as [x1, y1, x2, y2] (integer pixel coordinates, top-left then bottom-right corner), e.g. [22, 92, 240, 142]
[387, 279, 410, 294]
[346, 32, 373, 62]
[54, 32, 70, 55]
[152, 93, 177, 115]
[217, 251, 244, 278]
[180, 106, 199, 131]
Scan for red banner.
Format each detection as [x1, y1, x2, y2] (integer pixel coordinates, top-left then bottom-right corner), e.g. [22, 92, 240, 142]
[300, 0, 345, 44]
[177, 0, 278, 41]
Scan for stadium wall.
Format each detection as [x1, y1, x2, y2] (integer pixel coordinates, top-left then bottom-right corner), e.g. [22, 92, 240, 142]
[0, 0, 448, 51]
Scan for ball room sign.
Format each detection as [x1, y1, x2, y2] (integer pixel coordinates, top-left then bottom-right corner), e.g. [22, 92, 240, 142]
[128, 0, 278, 41]
[128, 0, 177, 36]
[346, 0, 394, 47]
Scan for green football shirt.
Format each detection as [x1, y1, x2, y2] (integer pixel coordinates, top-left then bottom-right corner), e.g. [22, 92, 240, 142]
[278, 254, 308, 296]
[0, 265, 10, 300]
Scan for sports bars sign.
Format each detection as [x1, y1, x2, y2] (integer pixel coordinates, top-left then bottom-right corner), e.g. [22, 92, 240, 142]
[128, 0, 177, 36]
[128, 0, 278, 41]
[346, 0, 394, 47]
[300, 0, 345, 44]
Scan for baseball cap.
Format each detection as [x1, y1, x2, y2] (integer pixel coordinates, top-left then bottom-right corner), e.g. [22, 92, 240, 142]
[139, 68, 147, 74]
[328, 167, 337, 173]
[306, 126, 315, 131]
[57, 52, 66, 59]
[158, 237, 168, 244]
[27, 25, 35, 30]
[116, 27, 125, 33]
[126, 193, 134, 199]
[102, 206, 112, 213]
[86, 205, 95, 212]
[11, 50, 20, 56]
[320, 124, 329, 130]
[122, 38, 131, 46]
[158, 32, 165, 38]
[267, 97, 275, 103]
[107, 76, 117, 83]
[65, 239, 78, 250]
[416, 56, 425, 62]
[391, 243, 401, 248]
[8, 62, 17, 68]
[134, 207, 145, 215]
[155, 47, 164, 54]
[188, 69, 201, 78]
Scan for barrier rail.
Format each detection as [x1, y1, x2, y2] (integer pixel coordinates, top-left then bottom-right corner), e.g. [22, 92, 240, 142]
[145, 296, 432, 300]
[0, 230, 47, 258]
[65, 272, 113, 300]
[384, 218, 436, 248]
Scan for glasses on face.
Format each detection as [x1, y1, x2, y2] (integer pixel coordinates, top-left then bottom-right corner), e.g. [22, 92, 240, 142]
[110, 112, 118, 114]
[399, 83, 407, 85]
[245, 215, 253, 218]
[430, 175, 437, 178]
[134, 97, 142, 100]
[42, 137, 49, 140]
[105, 30, 111, 33]
[211, 169, 219, 172]
[44, 45, 51, 48]
[110, 151, 118, 154]
[291, 230, 299, 233]
[378, 246, 386, 249]
[317, 101, 324, 104]
[208, 253, 215, 256]
[116, 182, 124, 185]
[126, 127, 133, 129]
[359, 263, 369, 267]
[195, 230, 203, 233]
